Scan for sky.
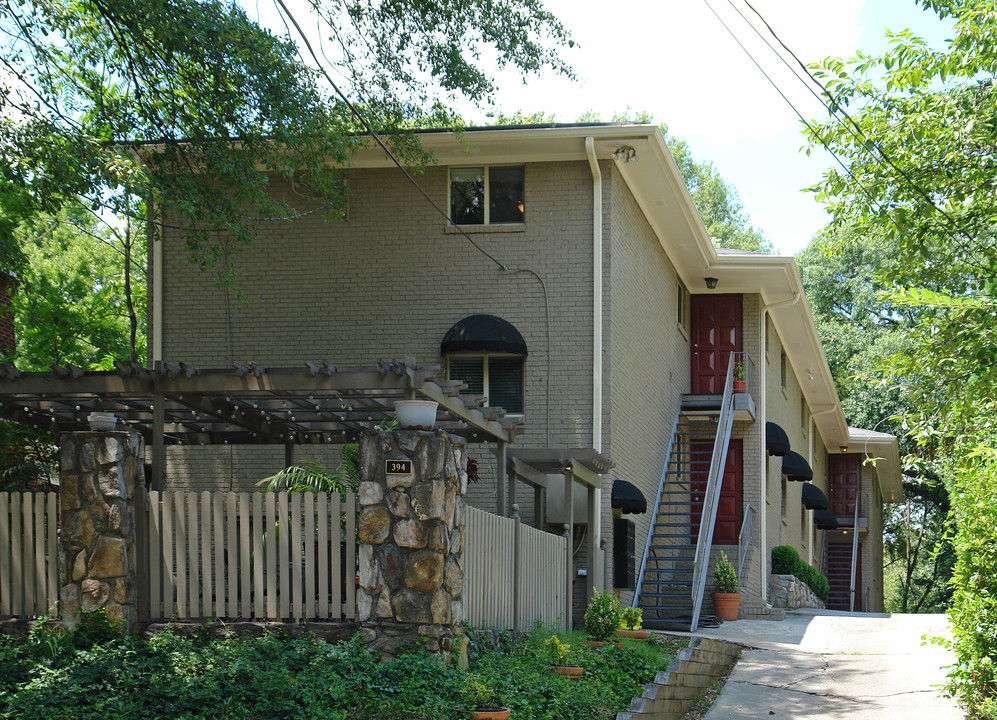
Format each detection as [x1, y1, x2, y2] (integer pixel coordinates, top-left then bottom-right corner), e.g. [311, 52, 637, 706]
[246, 0, 952, 256]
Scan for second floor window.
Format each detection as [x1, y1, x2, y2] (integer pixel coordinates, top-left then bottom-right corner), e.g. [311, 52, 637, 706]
[450, 166, 525, 225]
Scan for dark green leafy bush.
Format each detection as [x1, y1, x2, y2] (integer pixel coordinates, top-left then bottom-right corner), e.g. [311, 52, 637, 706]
[771, 545, 829, 601]
[0, 616, 683, 720]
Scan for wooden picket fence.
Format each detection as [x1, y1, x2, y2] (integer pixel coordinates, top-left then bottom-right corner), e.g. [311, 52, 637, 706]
[0, 492, 59, 618]
[141, 490, 357, 622]
[464, 505, 569, 631]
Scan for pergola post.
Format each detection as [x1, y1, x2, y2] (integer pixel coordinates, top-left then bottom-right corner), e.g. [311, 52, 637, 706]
[151, 388, 165, 492]
[563, 467, 574, 628]
[586, 483, 597, 601]
[495, 440, 507, 516]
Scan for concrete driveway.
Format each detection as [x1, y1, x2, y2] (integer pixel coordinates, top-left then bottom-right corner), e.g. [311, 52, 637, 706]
[691, 609, 964, 719]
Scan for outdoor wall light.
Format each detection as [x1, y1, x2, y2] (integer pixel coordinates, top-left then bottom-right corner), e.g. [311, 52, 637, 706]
[705, 277, 719, 289]
[840, 445, 848, 453]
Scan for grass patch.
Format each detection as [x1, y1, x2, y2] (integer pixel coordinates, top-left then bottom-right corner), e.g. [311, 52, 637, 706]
[0, 618, 684, 720]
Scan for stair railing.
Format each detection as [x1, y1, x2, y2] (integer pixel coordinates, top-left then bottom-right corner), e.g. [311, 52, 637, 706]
[737, 503, 755, 579]
[689, 353, 737, 632]
[632, 406, 683, 608]
[850, 491, 860, 611]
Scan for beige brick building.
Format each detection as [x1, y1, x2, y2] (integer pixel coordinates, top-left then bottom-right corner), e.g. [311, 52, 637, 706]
[150, 124, 901, 623]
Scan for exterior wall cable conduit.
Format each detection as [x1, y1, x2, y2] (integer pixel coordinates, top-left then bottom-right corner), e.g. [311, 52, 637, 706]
[759, 290, 801, 603]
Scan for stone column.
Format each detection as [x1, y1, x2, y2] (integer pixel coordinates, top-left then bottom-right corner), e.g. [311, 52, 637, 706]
[357, 430, 467, 663]
[59, 431, 145, 631]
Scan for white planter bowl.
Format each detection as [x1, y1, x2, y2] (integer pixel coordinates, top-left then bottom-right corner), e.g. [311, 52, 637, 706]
[87, 412, 118, 432]
[393, 400, 438, 430]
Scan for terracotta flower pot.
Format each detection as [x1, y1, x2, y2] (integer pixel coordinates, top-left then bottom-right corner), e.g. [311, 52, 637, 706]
[733, 380, 746, 393]
[712, 591, 742, 621]
[617, 629, 651, 641]
[471, 708, 511, 720]
[580, 639, 624, 649]
[553, 664, 584, 679]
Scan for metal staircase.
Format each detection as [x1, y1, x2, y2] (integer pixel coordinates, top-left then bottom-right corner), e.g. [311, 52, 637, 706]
[634, 356, 737, 632]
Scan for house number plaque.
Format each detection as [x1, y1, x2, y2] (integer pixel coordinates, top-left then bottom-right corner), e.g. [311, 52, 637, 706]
[385, 459, 413, 475]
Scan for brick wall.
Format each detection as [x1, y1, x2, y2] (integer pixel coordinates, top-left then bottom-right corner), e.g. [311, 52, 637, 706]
[605, 163, 690, 606]
[157, 161, 598, 496]
[0, 273, 18, 356]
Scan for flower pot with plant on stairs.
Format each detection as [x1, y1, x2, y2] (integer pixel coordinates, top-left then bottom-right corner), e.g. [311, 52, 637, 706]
[711, 551, 741, 621]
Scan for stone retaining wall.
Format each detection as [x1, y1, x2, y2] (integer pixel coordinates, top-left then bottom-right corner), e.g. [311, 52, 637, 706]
[767, 573, 826, 610]
[616, 636, 741, 720]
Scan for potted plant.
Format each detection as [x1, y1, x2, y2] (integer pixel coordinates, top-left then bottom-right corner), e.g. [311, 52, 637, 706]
[393, 399, 439, 429]
[583, 589, 624, 646]
[461, 675, 510, 720]
[711, 551, 741, 621]
[733, 361, 747, 393]
[617, 606, 651, 640]
[543, 635, 583, 679]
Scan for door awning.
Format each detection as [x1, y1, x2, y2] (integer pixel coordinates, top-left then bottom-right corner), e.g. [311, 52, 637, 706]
[782, 451, 813, 482]
[611, 479, 647, 514]
[766, 421, 791, 456]
[440, 314, 528, 356]
[801, 483, 829, 510]
[814, 508, 839, 529]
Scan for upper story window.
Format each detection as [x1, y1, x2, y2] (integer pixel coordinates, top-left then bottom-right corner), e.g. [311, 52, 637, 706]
[676, 280, 690, 334]
[441, 314, 527, 414]
[450, 166, 525, 225]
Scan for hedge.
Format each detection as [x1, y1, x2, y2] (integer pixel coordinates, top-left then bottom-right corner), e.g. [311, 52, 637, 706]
[771, 545, 829, 601]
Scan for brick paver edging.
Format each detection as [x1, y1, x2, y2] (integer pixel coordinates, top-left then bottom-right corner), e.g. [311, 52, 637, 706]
[616, 636, 742, 720]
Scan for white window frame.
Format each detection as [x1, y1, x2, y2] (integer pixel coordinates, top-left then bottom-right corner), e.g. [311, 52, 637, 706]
[448, 165, 525, 226]
[446, 353, 525, 415]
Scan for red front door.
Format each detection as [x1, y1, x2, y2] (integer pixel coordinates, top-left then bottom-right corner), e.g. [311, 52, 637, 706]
[691, 294, 743, 394]
[690, 439, 743, 545]
[829, 453, 861, 519]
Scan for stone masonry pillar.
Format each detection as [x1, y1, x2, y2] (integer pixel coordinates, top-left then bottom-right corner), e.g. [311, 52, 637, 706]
[59, 431, 144, 632]
[357, 430, 467, 663]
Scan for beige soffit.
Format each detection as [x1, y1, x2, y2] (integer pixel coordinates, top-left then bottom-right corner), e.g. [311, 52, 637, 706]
[847, 427, 903, 503]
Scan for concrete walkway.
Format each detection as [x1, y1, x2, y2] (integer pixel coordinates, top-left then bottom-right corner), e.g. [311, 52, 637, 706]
[689, 609, 964, 719]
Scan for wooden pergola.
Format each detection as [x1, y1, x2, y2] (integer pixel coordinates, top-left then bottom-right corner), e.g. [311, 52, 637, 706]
[0, 357, 523, 489]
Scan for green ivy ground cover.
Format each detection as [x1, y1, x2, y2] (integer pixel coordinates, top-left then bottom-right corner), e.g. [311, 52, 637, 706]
[0, 618, 683, 720]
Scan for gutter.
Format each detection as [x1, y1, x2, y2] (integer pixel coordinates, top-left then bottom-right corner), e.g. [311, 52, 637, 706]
[758, 291, 801, 602]
[585, 137, 603, 586]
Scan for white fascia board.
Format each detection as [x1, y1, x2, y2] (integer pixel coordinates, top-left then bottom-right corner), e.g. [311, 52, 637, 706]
[848, 428, 903, 503]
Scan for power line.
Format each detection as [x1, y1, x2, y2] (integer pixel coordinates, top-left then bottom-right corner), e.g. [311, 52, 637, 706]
[271, 0, 510, 272]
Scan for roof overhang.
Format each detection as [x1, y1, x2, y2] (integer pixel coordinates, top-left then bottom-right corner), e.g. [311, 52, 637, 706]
[847, 427, 903, 503]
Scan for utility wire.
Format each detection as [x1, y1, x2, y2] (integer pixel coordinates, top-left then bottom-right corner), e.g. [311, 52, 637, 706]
[272, 0, 510, 272]
[735, 0, 967, 237]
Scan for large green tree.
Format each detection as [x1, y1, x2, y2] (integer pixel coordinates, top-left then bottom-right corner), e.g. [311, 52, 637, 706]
[805, 1, 997, 713]
[799, 225, 953, 613]
[0, 0, 573, 285]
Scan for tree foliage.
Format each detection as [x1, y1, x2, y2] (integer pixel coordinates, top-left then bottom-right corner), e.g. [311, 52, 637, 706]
[12, 207, 146, 370]
[805, 1, 997, 712]
[0, 0, 573, 285]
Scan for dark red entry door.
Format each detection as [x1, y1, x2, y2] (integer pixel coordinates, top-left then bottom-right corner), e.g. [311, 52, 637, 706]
[691, 294, 743, 394]
[690, 439, 743, 545]
[829, 453, 861, 519]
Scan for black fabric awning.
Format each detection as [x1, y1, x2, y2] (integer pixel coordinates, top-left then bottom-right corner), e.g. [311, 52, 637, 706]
[801, 483, 829, 510]
[814, 508, 839, 529]
[440, 314, 528, 356]
[611, 479, 647, 514]
[782, 451, 813, 482]
[766, 421, 791, 456]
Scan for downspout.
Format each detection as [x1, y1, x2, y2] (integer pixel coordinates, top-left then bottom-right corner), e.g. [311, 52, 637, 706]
[585, 137, 603, 586]
[759, 291, 801, 603]
[151, 195, 163, 365]
[808, 407, 838, 566]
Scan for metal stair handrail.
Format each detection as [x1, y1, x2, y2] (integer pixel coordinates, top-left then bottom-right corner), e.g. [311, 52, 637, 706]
[689, 353, 737, 631]
[738, 503, 755, 579]
[632, 406, 683, 608]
